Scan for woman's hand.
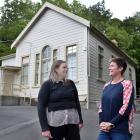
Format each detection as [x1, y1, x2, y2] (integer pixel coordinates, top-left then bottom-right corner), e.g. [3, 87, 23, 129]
[79, 123, 84, 129]
[100, 122, 114, 132]
[42, 130, 53, 138]
[100, 122, 109, 132]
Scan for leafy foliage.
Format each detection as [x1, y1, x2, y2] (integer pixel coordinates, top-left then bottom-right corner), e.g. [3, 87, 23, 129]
[0, 0, 140, 91]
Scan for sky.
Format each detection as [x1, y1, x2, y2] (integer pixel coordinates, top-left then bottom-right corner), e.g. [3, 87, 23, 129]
[0, 0, 140, 20]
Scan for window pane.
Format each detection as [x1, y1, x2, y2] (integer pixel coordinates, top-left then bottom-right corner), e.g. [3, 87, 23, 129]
[36, 54, 40, 61]
[98, 68, 103, 79]
[53, 49, 57, 62]
[21, 64, 29, 85]
[66, 45, 77, 81]
[41, 61, 50, 82]
[67, 54, 76, 68]
[67, 45, 77, 54]
[41, 46, 51, 83]
[67, 67, 77, 80]
[22, 56, 29, 64]
[35, 54, 40, 85]
[98, 46, 104, 54]
[129, 68, 132, 80]
[98, 55, 103, 68]
[98, 46, 104, 79]
[21, 56, 29, 85]
[42, 46, 51, 59]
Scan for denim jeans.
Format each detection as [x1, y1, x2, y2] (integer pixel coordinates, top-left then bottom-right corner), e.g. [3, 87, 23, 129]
[97, 131, 132, 140]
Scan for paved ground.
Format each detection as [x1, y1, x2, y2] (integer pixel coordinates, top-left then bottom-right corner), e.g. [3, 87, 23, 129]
[0, 106, 140, 140]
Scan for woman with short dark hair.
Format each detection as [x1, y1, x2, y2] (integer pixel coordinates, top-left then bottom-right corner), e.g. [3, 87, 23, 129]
[37, 60, 83, 140]
[97, 58, 135, 140]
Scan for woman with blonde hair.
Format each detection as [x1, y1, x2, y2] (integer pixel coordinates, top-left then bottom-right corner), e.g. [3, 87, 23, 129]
[38, 60, 83, 140]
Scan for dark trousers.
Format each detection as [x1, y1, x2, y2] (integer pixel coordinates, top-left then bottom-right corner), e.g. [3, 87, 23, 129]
[49, 124, 81, 140]
[97, 131, 132, 140]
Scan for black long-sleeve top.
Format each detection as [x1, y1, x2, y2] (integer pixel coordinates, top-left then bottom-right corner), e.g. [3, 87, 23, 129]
[37, 79, 83, 131]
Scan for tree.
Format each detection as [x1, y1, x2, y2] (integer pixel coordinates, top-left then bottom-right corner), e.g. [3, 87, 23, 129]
[1, 0, 41, 25]
[123, 12, 140, 34]
[122, 12, 140, 95]
[106, 25, 133, 51]
[0, 0, 41, 56]
[108, 18, 123, 28]
[41, 0, 70, 11]
[69, 0, 89, 19]
[0, 43, 16, 57]
[88, 0, 112, 32]
[0, 0, 140, 89]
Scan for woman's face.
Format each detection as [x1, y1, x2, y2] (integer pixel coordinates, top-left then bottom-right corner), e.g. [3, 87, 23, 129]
[109, 62, 123, 77]
[55, 63, 68, 79]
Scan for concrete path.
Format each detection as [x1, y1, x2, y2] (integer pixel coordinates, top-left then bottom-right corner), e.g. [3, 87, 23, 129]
[0, 106, 139, 140]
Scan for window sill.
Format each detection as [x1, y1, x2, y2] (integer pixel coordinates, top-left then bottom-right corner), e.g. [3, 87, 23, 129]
[73, 80, 79, 83]
[32, 85, 41, 88]
[96, 78, 106, 83]
[21, 86, 29, 89]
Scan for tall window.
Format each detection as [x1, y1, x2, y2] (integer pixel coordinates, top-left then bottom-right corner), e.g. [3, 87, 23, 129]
[35, 54, 40, 86]
[41, 46, 51, 83]
[66, 45, 77, 81]
[98, 46, 104, 79]
[0, 60, 2, 66]
[21, 56, 29, 86]
[129, 68, 132, 80]
[53, 49, 58, 62]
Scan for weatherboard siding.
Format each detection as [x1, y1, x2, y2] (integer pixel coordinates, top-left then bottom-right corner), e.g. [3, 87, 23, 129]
[88, 30, 136, 108]
[15, 9, 88, 99]
[2, 57, 16, 67]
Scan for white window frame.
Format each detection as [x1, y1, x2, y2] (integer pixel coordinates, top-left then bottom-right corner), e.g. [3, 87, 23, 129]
[53, 49, 58, 62]
[66, 44, 78, 81]
[21, 56, 29, 86]
[34, 53, 40, 86]
[41, 46, 51, 84]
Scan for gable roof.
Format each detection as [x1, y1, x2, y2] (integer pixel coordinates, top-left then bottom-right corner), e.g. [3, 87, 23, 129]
[11, 2, 90, 48]
[90, 25, 137, 67]
[10, 2, 136, 67]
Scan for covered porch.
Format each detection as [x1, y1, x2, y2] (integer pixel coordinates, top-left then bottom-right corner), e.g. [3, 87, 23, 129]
[0, 65, 25, 105]
[0, 65, 21, 96]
